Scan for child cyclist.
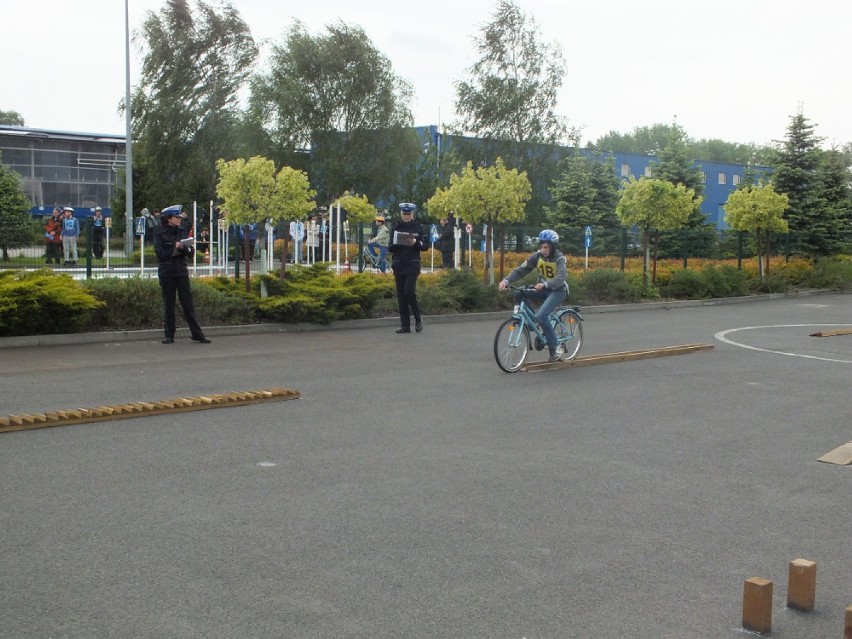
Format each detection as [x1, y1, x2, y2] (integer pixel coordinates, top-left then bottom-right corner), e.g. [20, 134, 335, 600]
[498, 229, 568, 361]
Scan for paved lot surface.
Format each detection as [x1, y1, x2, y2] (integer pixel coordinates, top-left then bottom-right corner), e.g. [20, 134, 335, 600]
[1, 294, 850, 638]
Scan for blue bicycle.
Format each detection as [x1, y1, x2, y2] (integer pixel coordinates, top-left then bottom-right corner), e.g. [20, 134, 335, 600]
[494, 286, 584, 372]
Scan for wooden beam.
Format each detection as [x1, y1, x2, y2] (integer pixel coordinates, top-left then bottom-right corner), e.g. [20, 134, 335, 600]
[524, 343, 714, 372]
[817, 442, 852, 466]
[809, 328, 852, 337]
[0, 387, 301, 434]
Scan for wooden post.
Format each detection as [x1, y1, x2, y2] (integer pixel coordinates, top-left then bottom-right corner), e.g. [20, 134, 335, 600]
[844, 605, 852, 639]
[742, 577, 773, 634]
[786, 558, 816, 611]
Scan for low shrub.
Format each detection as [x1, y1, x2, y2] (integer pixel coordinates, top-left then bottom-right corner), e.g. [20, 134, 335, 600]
[661, 269, 710, 300]
[0, 269, 104, 336]
[575, 268, 644, 304]
[803, 257, 852, 291]
[419, 268, 502, 314]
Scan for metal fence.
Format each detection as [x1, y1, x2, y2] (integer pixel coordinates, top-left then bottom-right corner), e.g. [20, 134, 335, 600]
[3, 217, 850, 280]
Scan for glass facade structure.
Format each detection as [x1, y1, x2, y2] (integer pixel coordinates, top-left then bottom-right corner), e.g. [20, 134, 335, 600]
[0, 126, 125, 211]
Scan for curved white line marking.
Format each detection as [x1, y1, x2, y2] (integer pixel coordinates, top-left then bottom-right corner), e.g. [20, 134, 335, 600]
[715, 324, 852, 364]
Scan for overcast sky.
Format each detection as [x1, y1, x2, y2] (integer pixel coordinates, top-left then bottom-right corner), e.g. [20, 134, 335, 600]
[3, 0, 850, 148]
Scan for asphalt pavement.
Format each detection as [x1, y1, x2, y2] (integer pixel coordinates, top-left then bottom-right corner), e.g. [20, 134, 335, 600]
[1, 293, 850, 638]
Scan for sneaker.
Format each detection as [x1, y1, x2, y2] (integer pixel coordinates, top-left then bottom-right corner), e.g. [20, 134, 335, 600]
[395, 327, 411, 334]
[162, 337, 174, 344]
[191, 335, 212, 344]
[548, 347, 560, 362]
[415, 319, 423, 333]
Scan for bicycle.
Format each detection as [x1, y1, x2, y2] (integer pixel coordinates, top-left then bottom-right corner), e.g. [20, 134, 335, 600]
[493, 285, 584, 373]
[357, 244, 388, 272]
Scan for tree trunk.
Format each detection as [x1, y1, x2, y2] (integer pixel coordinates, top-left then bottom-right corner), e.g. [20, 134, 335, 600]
[243, 224, 251, 293]
[642, 229, 650, 288]
[499, 225, 506, 281]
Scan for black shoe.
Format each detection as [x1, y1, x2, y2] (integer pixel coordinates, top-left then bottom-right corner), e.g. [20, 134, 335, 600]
[415, 320, 423, 333]
[162, 337, 174, 344]
[395, 327, 411, 334]
[191, 335, 212, 343]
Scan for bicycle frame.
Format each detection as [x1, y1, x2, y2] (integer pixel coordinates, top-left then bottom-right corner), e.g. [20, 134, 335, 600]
[494, 286, 584, 372]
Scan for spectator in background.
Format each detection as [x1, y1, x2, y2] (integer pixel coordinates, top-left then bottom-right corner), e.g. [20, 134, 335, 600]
[92, 207, 106, 259]
[44, 207, 63, 265]
[60, 207, 80, 265]
[305, 214, 319, 263]
[197, 227, 211, 256]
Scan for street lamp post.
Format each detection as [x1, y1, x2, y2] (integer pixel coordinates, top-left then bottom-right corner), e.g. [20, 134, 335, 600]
[124, 0, 134, 256]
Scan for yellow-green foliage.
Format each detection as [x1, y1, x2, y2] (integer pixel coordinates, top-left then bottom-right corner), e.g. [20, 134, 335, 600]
[257, 266, 389, 324]
[0, 269, 104, 336]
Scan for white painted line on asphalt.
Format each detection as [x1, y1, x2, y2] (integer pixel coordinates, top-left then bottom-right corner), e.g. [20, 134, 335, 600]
[256, 462, 277, 467]
[715, 324, 852, 364]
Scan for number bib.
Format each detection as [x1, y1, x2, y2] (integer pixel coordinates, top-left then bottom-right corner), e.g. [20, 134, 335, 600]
[537, 257, 557, 280]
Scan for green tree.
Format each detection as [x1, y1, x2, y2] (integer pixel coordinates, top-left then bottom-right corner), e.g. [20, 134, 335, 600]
[216, 157, 315, 225]
[819, 148, 852, 251]
[616, 177, 699, 285]
[427, 157, 531, 284]
[0, 157, 33, 261]
[248, 21, 418, 204]
[331, 192, 377, 225]
[770, 112, 826, 255]
[593, 123, 674, 155]
[452, 0, 570, 231]
[132, 0, 257, 207]
[0, 110, 25, 126]
[724, 184, 789, 279]
[545, 152, 621, 229]
[216, 156, 315, 287]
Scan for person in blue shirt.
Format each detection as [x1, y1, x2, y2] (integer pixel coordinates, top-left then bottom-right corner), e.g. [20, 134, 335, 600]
[92, 207, 106, 259]
[60, 207, 80, 265]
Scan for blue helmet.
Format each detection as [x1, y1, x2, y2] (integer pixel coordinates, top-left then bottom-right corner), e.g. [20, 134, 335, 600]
[537, 229, 559, 245]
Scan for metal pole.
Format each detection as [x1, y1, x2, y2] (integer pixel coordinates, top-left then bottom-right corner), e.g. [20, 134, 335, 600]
[123, 0, 134, 257]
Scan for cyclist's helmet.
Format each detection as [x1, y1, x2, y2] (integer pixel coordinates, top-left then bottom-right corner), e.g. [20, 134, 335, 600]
[537, 229, 559, 248]
[374, 215, 385, 223]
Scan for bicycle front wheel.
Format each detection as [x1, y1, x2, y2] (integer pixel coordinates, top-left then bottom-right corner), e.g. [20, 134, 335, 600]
[494, 318, 530, 373]
[553, 309, 583, 361]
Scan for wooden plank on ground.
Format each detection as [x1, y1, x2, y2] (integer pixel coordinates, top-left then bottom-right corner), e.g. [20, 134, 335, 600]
[817, 441, 852, 465]
[524, 343, 715, 372]
[0, 387, 301, 434]
[809, 327, 852, 337]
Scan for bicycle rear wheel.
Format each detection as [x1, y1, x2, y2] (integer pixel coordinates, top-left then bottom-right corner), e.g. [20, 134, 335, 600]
[494, 318, 529, 373]
[553, 309, 583, 361]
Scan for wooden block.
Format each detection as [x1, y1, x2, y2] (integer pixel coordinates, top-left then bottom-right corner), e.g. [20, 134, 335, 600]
[845, 605, 852, 639]
[787, 558, 816, 611]
[743, 577, 773, 634]
[817, 442, 852, 465]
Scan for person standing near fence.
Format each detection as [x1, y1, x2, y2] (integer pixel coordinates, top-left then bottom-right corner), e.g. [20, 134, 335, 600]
[44, 207, 62, 265]
[388, 202, 427, 333]
[91, 207, 106, 259]
[153, 205, 211, 345]
[60, 207, 80, 265]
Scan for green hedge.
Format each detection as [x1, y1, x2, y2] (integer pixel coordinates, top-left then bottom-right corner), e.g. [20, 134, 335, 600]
[0, 270, 104, 336]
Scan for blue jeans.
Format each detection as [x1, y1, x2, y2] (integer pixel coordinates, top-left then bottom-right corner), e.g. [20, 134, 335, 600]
[513, 287, 567, 349]
[368, 242, 388, 272]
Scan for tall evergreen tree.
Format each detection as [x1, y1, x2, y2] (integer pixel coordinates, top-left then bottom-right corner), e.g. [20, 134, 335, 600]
[819, 148, 852, 250]
[132, 0, 257, 208]
[771, 112, 827, 254]
[0, 155, 33, 261]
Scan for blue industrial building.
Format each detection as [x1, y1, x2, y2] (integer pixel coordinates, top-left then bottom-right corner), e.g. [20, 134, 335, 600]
[416, 125, 771, 230]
